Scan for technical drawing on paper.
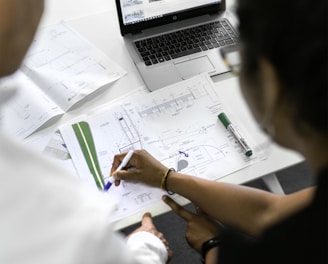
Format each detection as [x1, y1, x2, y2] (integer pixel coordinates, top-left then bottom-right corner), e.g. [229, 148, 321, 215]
[60, 74, 259, 221]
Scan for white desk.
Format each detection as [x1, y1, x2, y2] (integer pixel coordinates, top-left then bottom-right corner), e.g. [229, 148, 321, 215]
[32, 0, 304, 229]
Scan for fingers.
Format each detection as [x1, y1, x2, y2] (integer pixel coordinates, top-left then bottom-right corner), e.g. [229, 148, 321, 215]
[111, 151, 137, 185]
[110, 153, 125, 175]
[111, 149, 168, 188]
[113, 169, 139, 182]
[111, 152, 133, 175]
[111, 149, 146, 173]
[140, 213, 167, 245]
[162, 195, 194, 222]
[141, 212, 153, 228]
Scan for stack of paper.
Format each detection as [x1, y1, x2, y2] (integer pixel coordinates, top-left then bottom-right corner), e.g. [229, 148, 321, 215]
[0, 22, 126, 139]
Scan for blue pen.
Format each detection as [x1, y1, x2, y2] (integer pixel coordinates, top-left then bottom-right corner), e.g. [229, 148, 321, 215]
[104, 150, 134, 191]
[103, 177, 115, 191]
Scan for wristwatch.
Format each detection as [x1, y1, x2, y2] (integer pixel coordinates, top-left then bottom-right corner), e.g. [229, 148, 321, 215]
[201, 236, 221, 260]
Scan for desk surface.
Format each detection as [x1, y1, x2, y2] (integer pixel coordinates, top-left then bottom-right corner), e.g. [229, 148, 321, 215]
[31, 0, 304, 229]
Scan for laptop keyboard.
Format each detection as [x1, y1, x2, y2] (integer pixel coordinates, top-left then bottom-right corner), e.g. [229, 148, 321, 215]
[134, 18, 238, 66]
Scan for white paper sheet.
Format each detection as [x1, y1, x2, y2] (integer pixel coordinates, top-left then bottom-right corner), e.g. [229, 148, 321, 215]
[59, 74, 260, 222]
[0, 22, 126, 139]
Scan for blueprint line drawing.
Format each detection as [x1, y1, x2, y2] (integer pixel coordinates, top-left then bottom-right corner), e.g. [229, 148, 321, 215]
[59, 74, 259, 222]
[115, 111, 142, 152]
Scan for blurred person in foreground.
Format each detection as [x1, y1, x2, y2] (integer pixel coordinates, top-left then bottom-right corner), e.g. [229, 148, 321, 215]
[112, 0, 327, 263]
[0, 0, 171, 263]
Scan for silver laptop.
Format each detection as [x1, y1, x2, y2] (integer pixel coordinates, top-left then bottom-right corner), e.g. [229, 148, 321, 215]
[115, 0, 238, 91]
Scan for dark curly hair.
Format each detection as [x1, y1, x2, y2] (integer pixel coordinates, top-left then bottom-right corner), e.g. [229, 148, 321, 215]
[237, 0, 328, 135]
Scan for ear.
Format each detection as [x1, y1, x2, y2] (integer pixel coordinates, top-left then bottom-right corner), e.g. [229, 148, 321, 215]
[258, 58, 282, 128]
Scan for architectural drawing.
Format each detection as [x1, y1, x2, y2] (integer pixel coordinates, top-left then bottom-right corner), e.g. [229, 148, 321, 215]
[59, 74, 259, 222]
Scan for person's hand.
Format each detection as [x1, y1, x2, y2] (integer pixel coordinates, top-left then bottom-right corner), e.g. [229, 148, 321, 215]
[162, 195, 221, 253]
[128, 212, 173, 262]
[111, 149, 168, 188]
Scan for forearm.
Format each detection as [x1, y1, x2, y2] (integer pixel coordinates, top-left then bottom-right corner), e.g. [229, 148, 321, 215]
[113, 150, 313, 237]
[205, 247, 218, 264]
[166, 171, 278, 237]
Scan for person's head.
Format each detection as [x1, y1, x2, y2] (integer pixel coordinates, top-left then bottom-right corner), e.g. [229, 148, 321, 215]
[236, 0, 327, 156]
[0, 0, 44, 77]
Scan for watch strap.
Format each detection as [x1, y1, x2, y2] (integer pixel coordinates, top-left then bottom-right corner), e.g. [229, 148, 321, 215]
[201, 236, 221, 259]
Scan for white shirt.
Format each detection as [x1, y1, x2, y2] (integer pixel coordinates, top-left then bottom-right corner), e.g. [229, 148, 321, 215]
[0, 86, 167, 264]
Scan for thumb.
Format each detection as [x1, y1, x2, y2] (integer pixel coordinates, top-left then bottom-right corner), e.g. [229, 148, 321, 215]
[141, 212, 154, 228]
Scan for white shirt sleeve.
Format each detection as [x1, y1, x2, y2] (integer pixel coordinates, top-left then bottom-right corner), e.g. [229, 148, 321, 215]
[127, 231, 168, 264]
[0, 134, 167, 264]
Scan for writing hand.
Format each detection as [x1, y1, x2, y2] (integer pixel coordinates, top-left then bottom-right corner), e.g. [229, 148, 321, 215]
[111, 149, 168, 188]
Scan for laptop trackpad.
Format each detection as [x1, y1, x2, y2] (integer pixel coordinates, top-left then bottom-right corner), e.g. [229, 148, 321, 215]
[174, 56, 215, 79]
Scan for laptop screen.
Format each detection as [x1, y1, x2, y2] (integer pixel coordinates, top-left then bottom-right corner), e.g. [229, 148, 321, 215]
[120, 0, 222, 26]
[116, 0, 225, 35]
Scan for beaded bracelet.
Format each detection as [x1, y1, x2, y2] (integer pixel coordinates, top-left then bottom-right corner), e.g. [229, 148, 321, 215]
[160, 168, 175, 195]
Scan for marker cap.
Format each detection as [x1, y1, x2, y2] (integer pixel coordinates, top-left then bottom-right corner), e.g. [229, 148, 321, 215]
[103, 177, 115, 191]
[218, 112, 231, 129]
[103, 181, 112, 191]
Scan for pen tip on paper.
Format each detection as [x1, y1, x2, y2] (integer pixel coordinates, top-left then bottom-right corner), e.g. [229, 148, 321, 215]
[104, 181, 112, 191]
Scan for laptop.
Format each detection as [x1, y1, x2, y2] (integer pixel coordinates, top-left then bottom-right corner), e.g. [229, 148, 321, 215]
[115, 0, 238, 91]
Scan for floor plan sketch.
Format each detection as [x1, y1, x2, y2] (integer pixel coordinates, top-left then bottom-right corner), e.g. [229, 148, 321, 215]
[59, 73, 259, 221]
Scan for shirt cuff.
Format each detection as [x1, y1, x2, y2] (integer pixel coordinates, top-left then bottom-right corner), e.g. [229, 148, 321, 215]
[127, 231, 168, 264]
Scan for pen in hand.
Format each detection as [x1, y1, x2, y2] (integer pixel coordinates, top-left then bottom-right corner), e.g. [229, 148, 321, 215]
[218, 112, 253, 157]
[103, 150, 134, 191]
